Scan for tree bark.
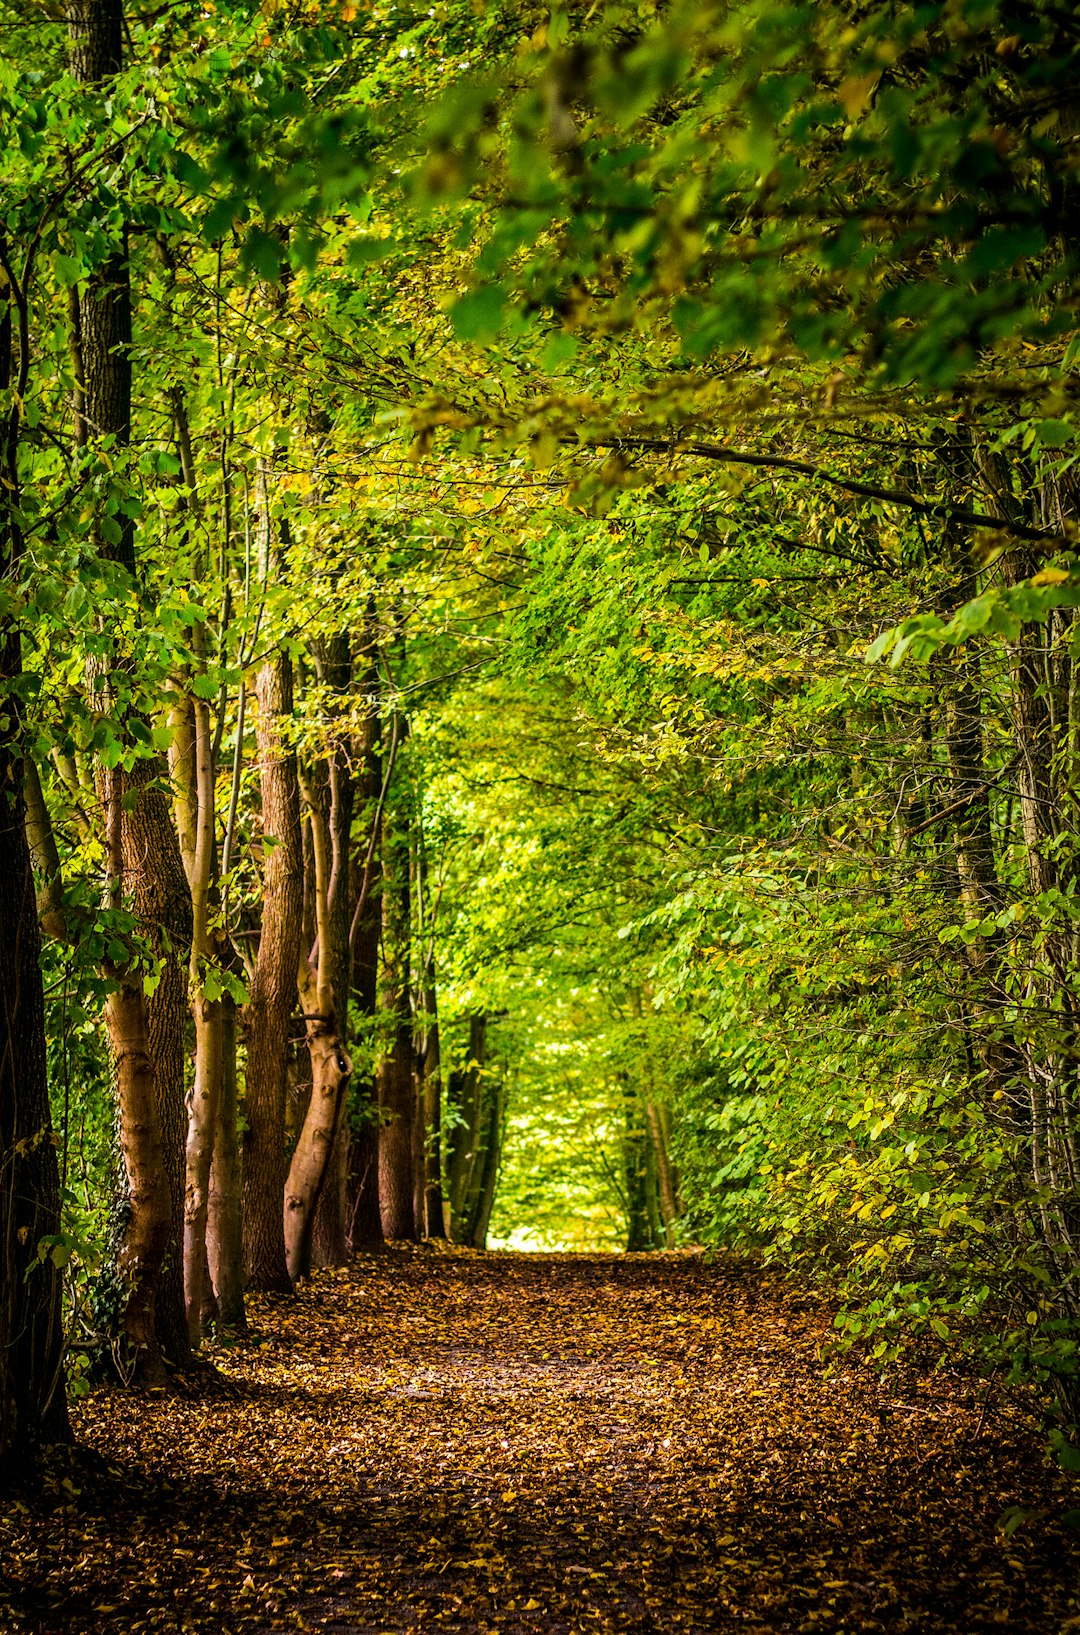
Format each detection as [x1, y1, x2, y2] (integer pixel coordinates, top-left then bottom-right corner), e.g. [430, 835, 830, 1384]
[623, 1082, 654, 1252]
[207, 990, 244, 1326]
[469, 1080, 503, 1251]
[0, 679, 69, 1468]
[0, 247, 69, 1468]
[646, 1100, 678, 1248]
[242, 654, 303, 1292]
[167, 391, 226, 1343]
[172, 702, 223, 1339]
[377, 775, 416, 1242]
[446, 1014, 502, 1246]
[309, 635, 355, 1267]
[285, 752, 352, 1282]
[419, 980, 446, 1239]
[345, 620, 385, 1252]
[67, 0, 192, 1371]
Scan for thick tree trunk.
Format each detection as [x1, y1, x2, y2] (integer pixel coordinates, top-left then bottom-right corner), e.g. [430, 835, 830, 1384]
[242, 654, 303, 1292]
[312, 1129, 348, 1269]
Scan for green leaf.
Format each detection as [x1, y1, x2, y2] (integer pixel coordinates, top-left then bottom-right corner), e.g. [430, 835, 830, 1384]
[54, 252, 84, 287]
[1052, 1438, 1080, 1473]
[450, 286, 506, 343]
[244, 227, 284, 282]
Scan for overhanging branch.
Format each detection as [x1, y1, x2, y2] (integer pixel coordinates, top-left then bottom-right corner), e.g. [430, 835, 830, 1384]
[591, 436, 1067, 544]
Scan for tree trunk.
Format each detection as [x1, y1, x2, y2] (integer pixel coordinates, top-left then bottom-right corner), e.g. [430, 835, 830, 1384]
[379, 1030, 417, 1240]
[419, 983, 446, 1239]
[0, 727, 68, 1461]
[377, 780, 416, 1241]
[105, 972, 172, 1377]
[285, 752, 352, 1283]
[623, 1083, 653, 1252]
[311, 1128, 348, 1269]
[67, 0, 191, 1371]
[345, 622, 386, 1252]
[242, 654, 303, 1292]
[207, 991, 245, 1327]
[446, 1014, 502, 1246]
[468, 1079, 503, 1250]
[414, 831, 446, 1239]
[309, 635, 355, 1268]
[168, 391, 227, 1344]
[646, 1100, 678, 1248]
[0, 256, 69, 1467]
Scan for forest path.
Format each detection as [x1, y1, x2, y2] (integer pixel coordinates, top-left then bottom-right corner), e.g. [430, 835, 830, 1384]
[4, 1249, 1079, 1634]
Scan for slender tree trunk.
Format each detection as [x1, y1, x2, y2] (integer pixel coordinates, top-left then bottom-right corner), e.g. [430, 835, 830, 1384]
[379, 1029, 416, 1240]
[413, 830, 446, 1239]
[646, 1100, 678, 1247]
[345, 622, 386, 1251]
[469, 1079, 503, 1250]
[377, 778, 416, 1241]
[207, 990, 244, 1326]
[310, 635, 355, 1267]
[623, 1082, 653, 1252]
[177, 749, 223, 1341]
[106, 974, 172, 1375]
[167, 390, 226, 1344]
[67, 0, 192, 1371]
[0, 706, 67, 1460]
[446, 1014, 502, 1245]
[285, 752, 352, 1282]
[242, 654, 303, 1292]
[419, 981, 446, 1239]
[0, 255, 69, 1466]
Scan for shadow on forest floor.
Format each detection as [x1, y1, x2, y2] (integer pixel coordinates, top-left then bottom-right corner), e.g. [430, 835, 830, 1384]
[2, 1248, 1078, 1633]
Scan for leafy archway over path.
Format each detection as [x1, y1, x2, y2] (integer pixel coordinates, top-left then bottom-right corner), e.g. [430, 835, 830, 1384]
[3, 1249, 1078, 1632]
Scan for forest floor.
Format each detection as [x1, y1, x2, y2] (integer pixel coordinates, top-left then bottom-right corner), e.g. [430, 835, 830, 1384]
[2, 1248, 1080, 1635]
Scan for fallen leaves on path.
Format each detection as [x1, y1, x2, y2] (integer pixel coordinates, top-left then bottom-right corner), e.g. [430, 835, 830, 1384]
[2, 1249, 1078, 1633]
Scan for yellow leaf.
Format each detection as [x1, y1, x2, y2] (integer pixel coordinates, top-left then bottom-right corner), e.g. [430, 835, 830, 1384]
[1030, 567, 1071, 587]
[838, 73, 878, 119]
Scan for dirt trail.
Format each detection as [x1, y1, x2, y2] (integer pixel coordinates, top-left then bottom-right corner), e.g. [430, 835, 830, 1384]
[2, 1249, 1078, 1634]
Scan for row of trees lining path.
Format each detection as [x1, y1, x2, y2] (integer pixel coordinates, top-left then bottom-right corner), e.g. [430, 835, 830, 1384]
[2, 1249, 1078, 1633]
[4, 3, 1080, 1612]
